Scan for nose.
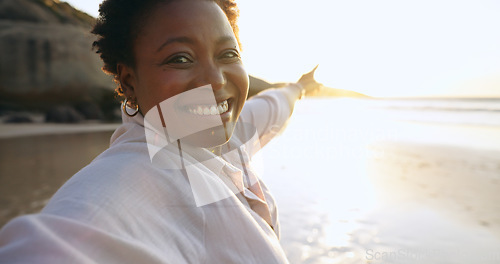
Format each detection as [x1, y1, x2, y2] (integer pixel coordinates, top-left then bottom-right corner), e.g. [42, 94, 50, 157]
[202, 62, 225, 91]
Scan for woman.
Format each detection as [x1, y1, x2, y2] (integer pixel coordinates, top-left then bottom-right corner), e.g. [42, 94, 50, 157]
[0, 0, 320, 263]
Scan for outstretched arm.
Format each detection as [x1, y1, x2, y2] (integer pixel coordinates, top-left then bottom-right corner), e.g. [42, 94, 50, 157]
[240, 66, 322, 148]
[281, 65, 322, 110]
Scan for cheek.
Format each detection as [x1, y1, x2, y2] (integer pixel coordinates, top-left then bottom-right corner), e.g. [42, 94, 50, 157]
[230, 64, 249, 98]
[139, 70, 189, 105]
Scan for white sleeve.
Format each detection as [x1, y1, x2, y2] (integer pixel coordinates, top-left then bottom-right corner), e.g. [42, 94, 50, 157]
[0, 215, 166, 264]
[239, 89, 293, 148]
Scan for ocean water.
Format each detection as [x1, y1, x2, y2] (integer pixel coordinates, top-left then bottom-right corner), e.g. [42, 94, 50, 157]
[260, 97, 500, 264]
[289, 97, 500, 150]
[353, 97, 500, 126]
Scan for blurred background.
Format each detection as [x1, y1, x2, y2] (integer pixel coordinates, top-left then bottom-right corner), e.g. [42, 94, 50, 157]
[1, 0, 499, 263]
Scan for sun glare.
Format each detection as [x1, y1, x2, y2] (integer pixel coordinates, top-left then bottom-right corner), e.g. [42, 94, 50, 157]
[238, 0, 500, 98]
[63, 0, 500, 98]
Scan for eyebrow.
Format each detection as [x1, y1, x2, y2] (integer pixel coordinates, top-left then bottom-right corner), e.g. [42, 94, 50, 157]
[156, 35, 237, 53]
[216, 35, 236, 46]
[156, 37, 194, 53]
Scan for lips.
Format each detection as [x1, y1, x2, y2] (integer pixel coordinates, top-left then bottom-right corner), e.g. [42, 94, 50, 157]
[186, 99, 229, 116]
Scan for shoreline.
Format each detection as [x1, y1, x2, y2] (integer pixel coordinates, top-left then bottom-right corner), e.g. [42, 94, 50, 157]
[0, 123, 120, 139]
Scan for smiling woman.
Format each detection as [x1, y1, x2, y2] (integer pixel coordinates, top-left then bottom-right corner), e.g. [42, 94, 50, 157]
[0, 0, 322, 263]
[111, 0, 248, 149]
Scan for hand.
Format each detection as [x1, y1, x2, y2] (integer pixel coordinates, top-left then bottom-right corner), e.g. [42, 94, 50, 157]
[297, 65, 322, 97]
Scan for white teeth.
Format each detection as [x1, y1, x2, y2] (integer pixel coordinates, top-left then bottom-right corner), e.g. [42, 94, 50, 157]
[187, 100, 229, 116]
[210, 105, 217, 115]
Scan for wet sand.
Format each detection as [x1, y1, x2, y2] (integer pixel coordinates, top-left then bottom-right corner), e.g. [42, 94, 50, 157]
[0, 125, 117, 227]
[262, 141, 500, 263]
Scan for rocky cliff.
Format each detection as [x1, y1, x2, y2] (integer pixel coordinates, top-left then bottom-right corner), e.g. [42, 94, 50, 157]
[0, 0, 117, 121]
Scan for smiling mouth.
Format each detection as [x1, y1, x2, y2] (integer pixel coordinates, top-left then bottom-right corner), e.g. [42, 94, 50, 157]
[186, 100, 229, 116]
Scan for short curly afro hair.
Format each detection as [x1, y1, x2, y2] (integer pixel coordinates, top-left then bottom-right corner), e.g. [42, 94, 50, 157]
[91, 0, 241, 96]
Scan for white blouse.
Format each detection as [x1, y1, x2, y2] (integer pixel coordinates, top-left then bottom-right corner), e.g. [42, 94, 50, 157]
[0, 89, 293, 264]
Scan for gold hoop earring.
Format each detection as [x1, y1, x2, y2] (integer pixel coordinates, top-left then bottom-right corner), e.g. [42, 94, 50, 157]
[122, 98, 139, 117]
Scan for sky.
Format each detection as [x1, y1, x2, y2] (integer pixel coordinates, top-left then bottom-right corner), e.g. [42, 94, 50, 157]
[65, 0, 500, 98]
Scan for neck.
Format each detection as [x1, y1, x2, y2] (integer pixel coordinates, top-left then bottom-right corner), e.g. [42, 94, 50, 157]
[207, 145, 222, 156]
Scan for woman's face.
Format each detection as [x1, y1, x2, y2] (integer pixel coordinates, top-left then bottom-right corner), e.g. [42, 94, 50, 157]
[119, 0, 249, 148]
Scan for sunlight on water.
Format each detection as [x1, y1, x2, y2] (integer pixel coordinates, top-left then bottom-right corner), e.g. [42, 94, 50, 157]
[263, 98, 500, 264]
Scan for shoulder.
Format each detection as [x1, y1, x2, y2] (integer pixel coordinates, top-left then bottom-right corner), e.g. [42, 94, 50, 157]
[38, 146, 205, 255]
[43, 141, 198, 226]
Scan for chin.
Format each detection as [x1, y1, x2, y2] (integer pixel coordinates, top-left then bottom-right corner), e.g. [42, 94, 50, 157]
[180, 122, 236, 148]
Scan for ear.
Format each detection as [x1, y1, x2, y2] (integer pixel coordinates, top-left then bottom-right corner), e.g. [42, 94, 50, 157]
[117, 63, 137, 100]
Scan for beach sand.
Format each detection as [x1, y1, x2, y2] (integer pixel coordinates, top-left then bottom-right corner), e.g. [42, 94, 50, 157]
[263, 141, 500, 263]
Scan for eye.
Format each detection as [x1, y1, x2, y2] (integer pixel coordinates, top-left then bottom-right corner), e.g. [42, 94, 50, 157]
[219, 50, 241, 63]
[163, 53, 194, 67]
